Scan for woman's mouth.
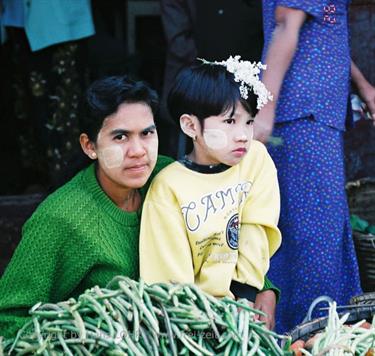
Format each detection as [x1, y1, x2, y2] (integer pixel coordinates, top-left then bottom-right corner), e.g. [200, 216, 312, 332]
[125, 164, 148, 173]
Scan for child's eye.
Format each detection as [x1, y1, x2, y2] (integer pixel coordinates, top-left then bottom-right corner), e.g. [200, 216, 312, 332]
[247, 119, 255, 125]
[224, 118, 235, 124]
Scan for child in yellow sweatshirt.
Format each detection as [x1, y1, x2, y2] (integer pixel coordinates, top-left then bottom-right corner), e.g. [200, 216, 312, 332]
[140, 56, 281, 305]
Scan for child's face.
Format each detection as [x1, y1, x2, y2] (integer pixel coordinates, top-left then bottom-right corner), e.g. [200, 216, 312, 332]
[195, 101, 254, 166]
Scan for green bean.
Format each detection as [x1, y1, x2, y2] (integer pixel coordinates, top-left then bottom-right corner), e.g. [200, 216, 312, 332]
[248, 330, 260, 356]
[161, 304, 178, 356]
[109, 297, 130, 325]
[216, 331, 232, 349]
[132, 300, 140, 342]
[106, 350, 127, 356]
[183, 286, 198, 301]
[223, 297, 266, 317]
[171, 324, 211, 356]
[190, 285, 221, 340]
[138, 326, 154, 356]
[140, 326, 159, 356]
[7, 319, 33, 354]
[13, 344, 40, 355]
[57, 331, 74, 356]
[160, 336, 169, 356]
[80, 293, 115, 338]
[142, 290, 158, 320]
[222, 338, 236, 356]
[118, 281, 159, 334]
[70, 344, 84, 356]
[145, 284, 170, 300]
[241, 311, 250, 355]
[122, 330, 143, 356]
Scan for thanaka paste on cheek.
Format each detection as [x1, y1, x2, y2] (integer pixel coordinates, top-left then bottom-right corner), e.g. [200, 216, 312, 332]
[147, 139, 159, 164]
[97, 146, 124, 169]
[203, 129, 228, 150]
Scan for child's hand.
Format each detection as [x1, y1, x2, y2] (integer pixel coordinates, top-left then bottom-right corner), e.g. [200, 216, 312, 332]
[254, 290, 276, 330]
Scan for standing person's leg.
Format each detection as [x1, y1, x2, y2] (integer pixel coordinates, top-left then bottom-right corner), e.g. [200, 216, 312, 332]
[267, 117, 362, 333]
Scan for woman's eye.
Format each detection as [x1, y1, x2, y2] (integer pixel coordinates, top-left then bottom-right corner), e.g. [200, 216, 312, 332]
[247, 119, 255, 125]
[143, 129, 156, 136]
[114, 134, 127, 141]
[224, 118, 235, 124]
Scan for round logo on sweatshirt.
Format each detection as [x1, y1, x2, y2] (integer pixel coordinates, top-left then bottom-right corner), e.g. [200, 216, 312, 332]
[226, 214, 239, 250]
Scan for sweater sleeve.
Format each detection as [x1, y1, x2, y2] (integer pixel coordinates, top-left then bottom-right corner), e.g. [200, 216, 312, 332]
[233, 148, 282, 290]
[0, 210, 73, 339]
[139, 178, 194, 285]
[262, 275, 281, 303]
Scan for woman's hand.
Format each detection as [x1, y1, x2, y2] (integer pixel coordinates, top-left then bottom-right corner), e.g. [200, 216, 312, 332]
[351, 61, 375, 125]
[254, 290, 276, 330]
[358, 84, 375, 124]
[253, 107, 275, 143]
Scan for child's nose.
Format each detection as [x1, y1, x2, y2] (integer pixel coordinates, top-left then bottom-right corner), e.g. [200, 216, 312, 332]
[234, 131, 249, 142]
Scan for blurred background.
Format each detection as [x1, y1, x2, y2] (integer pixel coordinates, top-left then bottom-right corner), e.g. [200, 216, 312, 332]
[0, 1, 374, 275]
[0, 0, 374, 196]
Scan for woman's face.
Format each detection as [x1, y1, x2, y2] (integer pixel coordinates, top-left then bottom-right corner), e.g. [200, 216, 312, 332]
[93, 102, 158, 190]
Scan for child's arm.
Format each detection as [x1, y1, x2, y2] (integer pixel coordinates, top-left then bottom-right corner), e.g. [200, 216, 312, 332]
[139, 179, 195, 285]
[233, 148, 282, 295]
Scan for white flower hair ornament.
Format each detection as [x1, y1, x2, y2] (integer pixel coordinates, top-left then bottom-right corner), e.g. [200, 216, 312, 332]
[198, 55, 273, 109]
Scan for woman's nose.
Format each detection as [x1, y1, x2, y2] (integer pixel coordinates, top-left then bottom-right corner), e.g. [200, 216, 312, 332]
[127, 138, 146, 157]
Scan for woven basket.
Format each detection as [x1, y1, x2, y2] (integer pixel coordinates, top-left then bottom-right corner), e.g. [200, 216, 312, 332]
[346, 178, 375, 292]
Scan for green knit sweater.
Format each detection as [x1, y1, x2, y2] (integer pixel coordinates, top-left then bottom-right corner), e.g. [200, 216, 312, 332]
[0, 155, 173, 338]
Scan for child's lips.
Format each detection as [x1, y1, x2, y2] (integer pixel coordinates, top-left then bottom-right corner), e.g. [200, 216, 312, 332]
[232, 148, 247, 157]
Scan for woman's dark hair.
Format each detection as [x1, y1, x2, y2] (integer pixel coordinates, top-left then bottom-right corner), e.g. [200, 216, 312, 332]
[53, 76, 158, 191]
[167, 61, 258, 127]
[82, 75, 159, 142]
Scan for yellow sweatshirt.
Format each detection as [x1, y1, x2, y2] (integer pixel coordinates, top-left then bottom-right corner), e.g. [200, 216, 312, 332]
[140, 141, 281, 298]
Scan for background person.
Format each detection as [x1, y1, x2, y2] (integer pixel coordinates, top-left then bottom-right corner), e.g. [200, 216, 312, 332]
[255, 0, 375, 333]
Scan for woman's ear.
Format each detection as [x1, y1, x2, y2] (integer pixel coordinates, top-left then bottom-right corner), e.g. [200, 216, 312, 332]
[180, 114, 200, 140]
[79, 133, 97, 160]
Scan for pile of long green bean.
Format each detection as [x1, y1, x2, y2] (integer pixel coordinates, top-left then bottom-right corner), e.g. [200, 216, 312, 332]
[0, 276, 291, 355]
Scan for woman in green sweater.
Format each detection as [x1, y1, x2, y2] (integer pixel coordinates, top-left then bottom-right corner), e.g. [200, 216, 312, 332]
[0, 76, 173, 338]
[0, 76, 279, 338]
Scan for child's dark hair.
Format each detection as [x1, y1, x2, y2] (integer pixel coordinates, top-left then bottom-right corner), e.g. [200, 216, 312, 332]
[167, 61, 259, 127]
[82, 75, 159, 142]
